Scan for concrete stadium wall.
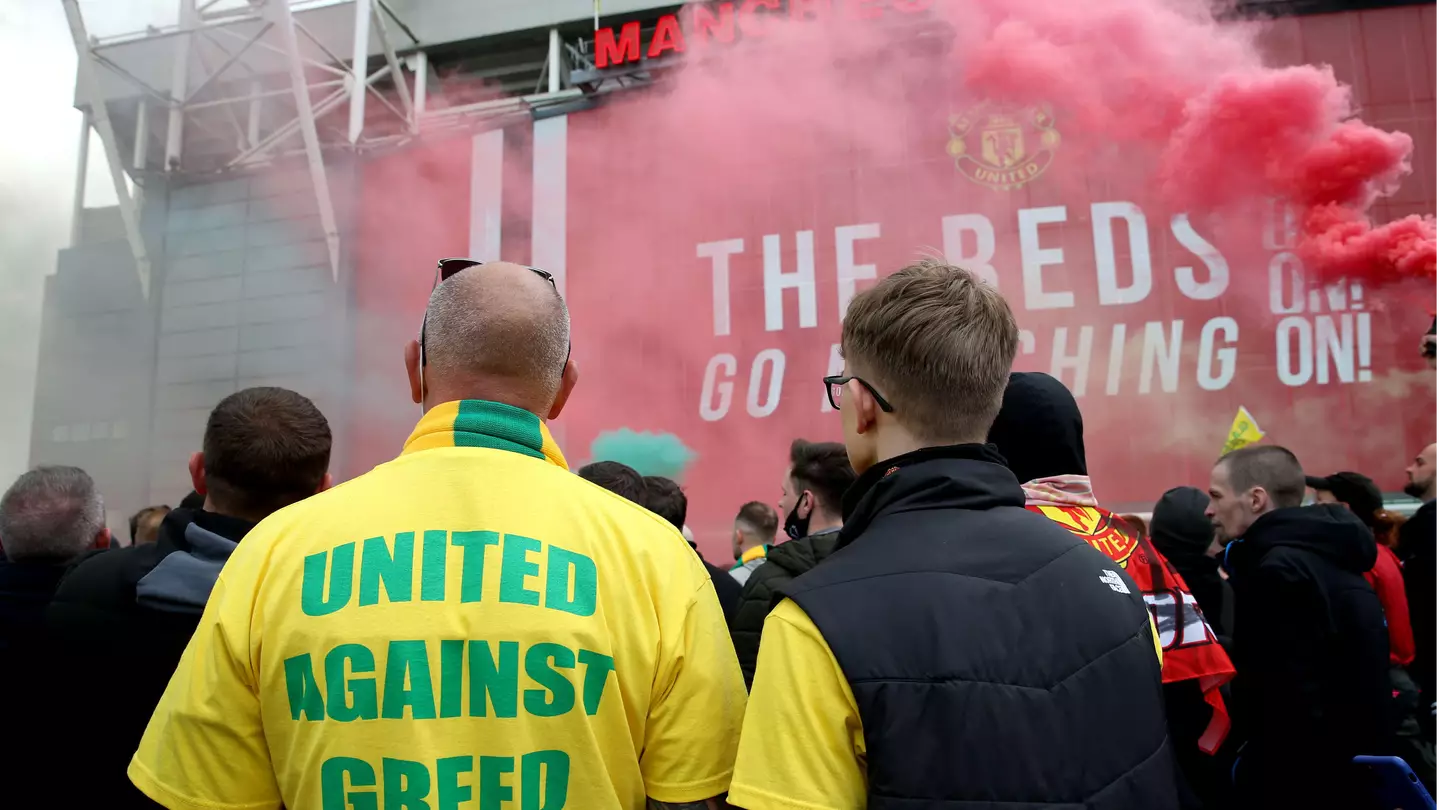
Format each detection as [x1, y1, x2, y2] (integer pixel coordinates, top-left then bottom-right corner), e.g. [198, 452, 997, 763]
[30, 166, 356, 529]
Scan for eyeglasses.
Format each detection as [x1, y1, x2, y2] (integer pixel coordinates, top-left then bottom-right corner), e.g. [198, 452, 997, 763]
[420, 258, 564, 368]
[823, 375, 895, 412]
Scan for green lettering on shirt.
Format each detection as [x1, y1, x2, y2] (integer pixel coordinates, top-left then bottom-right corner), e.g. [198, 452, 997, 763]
[499, 534, 542, 606]
[302, 542, 355, 617]
[322, 757, 377, 810]
[284, 653, 324, 721]
[383, 758, 432, 810]
[479, 757, 515, 810]
[452, 531, 500, 602]
[421, 530, 448, 602]
[360, 533, 415, 606]
[576, 649, 616, 716]
[545, 546, 597, 617]
[521, 750, 571, 810]
[439, 639, 464, 718]
[523, 643, 575, 717]
[469, 640, 518, 718]
[326, 644, 378, 722]
[382, 640, 437, 720]
[437, 756, 474, 810]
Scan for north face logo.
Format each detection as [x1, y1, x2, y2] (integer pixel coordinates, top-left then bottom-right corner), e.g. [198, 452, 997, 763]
[1099, 569, 1130, 594]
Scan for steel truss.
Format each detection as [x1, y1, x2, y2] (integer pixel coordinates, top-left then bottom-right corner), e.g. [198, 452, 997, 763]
[67, 0, 584, 293]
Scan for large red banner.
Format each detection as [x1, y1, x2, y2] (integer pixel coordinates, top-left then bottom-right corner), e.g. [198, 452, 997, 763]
[353, 6, 1435, 562]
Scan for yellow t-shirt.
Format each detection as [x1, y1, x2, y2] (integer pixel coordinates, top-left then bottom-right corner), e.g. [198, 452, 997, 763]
[130, 400, 746, 810]
[729, 600, 1164, 810]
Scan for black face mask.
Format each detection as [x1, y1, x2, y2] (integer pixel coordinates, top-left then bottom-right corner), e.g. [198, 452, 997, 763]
[784, 493, 811, 540]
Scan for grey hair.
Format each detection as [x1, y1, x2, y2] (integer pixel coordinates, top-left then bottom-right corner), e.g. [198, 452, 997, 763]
[0, 466, 105, 562]
[424, 267, 571, 409]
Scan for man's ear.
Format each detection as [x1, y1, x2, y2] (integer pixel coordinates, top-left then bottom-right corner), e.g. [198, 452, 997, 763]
[317, 472, 334, 494]
[1248, 487, 1268, 514]
[798, 490, 814, 518]
[849, 378, 879, 435]
[188, 452, 207, 496]
[548, 359, 580, 421]
[94, 527, 112, 550]
[404, 339, 423, 405]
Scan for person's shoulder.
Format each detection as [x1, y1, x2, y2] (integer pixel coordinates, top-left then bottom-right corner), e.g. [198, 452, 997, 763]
[53, 544, 165, 607]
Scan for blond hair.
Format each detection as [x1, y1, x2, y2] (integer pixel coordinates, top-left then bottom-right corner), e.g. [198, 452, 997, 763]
[841, 259, 1019, 443]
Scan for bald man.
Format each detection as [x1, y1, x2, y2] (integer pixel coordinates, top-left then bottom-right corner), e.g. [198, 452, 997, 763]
[1401, 442, 1437, 708]
[132, 261, 746, 810]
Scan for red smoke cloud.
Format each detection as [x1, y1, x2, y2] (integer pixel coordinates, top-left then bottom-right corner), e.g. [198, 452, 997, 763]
[944, 0, 1434, 285]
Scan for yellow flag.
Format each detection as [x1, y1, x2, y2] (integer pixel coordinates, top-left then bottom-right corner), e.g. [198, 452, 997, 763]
[1220, 406, 1265, 456]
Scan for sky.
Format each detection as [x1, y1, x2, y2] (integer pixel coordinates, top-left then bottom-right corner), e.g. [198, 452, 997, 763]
[0, 0, 172, 487]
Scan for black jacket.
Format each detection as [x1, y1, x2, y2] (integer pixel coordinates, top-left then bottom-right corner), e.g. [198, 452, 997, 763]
[1400, 500, 1436, 700]
[730, 528, 841, 688]
[786, 445, 1178, 809]
[1226, 504, 1391, 806]
[0, 559, 69, 655]
[31, 509, 254, 807]
[692, 544, 741, 623]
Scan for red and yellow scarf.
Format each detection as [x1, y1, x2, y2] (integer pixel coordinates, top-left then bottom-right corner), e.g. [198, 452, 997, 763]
[1024, 475, 1235, 754]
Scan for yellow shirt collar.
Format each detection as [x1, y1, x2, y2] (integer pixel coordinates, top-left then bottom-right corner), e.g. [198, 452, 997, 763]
[401, 399, 568, 469]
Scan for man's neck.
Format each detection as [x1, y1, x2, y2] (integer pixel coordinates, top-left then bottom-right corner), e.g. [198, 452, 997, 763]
[875, 430, 984, 469]
[809, 514, 843, 535]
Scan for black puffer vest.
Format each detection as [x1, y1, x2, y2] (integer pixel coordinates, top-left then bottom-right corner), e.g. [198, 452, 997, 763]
[785, 445, 1179, 809]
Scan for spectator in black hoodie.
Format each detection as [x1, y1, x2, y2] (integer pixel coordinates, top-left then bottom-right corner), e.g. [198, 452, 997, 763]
[643, 475, 742, 621]
[37, 387, 332, 809]
[1152, 486, 1230, 641]
[1208, 444, 1390, 809]
[730, 438, 854, 688]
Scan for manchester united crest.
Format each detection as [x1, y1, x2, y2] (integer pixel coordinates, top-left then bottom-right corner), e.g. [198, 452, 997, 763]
[947, 103, 1060, 191]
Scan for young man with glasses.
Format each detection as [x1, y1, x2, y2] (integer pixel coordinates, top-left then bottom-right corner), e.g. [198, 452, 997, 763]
[729, 260, 1178, 810]
[131, 260, 745, 810]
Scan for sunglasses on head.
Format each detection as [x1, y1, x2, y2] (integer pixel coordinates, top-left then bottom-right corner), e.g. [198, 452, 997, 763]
[435, 257, 557, 289]
[420, 259, 568, 373]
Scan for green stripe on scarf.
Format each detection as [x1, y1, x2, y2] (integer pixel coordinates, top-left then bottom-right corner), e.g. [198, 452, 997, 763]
[453, 399, 546, 460]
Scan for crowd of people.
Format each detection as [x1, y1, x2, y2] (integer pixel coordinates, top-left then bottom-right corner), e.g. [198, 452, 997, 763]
[0, 258, 1432, 810]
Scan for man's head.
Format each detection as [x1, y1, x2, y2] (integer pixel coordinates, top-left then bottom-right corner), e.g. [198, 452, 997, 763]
[129, 505, 171, 545]
[0, 466, 109, 563]
[643, 476, 687, 532]
[404, 261, 578, 420]
[577, 461, 647, 504]
[780, 439, 855, 538]
[733, 501, 778, 560]
[190, 387, 333, 523]
[1305, 471, 1383, 528]
[1405, 443, 1437, 502]
[1206, 445, 1305, 541]
[836, 259, 1018, 472]
[986, 372, 1087, 485]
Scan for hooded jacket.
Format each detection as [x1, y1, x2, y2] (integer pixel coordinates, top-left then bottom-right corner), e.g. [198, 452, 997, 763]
[988, 373, 1235, 756]
[729, 528, 841, 688]
[36, 508, 255, 809]
[785, 444, 1178, 809]
[1225, 504, 1391, 803]
[1151, 486, 1230, 640]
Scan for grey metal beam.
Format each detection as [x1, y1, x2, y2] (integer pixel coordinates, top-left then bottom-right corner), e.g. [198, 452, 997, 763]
[62, 0, 152, 297]
[372, 3, 414, 127]
[348, 0, 373, 143]
[268, 0, 340, 280]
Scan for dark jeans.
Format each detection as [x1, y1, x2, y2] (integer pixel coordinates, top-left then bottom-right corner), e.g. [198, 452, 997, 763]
[1389, 666, 1437, 793]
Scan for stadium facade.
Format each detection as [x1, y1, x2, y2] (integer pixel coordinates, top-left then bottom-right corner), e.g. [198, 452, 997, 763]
[37, 0, 1437, 548]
